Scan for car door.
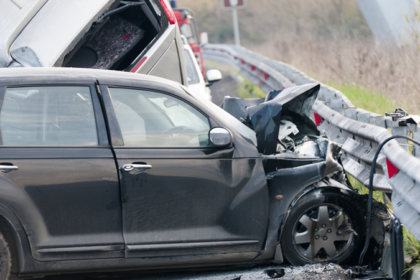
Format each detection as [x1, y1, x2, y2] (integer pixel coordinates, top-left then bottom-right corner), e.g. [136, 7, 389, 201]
[99, 83, 268, 261]
[0, 83, 123, 261]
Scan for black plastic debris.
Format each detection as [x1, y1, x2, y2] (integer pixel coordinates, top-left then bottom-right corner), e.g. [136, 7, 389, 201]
[264, 268, 285, 278]
[346, 266, 369, 278]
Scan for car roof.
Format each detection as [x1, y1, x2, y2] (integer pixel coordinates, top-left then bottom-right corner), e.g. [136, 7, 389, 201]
[0, 67, 183, 89]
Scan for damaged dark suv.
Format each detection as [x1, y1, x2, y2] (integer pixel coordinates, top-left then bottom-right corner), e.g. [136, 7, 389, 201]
[0, 68, 385, 279]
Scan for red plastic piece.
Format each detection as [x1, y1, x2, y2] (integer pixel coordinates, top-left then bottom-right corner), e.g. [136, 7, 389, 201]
[251, 65, 255, 71]
[263, 73, 269, 80]
[386, 158, 399, 178]
[241, 60, 245, 65]
[130, 56, 148, 73]
[314, 112, 322, 126]
[159, 0, 176, 24]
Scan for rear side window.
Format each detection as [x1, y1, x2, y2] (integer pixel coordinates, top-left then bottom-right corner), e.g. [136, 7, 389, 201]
[0, 87, 98, 146]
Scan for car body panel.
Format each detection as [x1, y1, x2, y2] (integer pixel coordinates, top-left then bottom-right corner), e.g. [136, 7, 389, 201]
[0, 0, 48, 67]
[0, 148, 124, 262]
[134, 22, 188, 86]
[97, 82, 268, 258]
[118, 155, 267, 259]
[10, 0, 112, 67]
[147, 39, 183, 84]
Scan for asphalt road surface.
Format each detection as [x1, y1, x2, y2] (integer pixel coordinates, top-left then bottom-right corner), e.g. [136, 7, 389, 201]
[207, 67, 239, 105]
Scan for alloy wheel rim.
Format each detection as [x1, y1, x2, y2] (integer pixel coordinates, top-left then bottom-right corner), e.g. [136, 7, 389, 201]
[292, 204, 354, 262]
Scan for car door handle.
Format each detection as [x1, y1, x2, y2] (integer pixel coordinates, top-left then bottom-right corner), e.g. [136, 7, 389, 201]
[121, 164, 152, 172]
[0, 165, 18, 171]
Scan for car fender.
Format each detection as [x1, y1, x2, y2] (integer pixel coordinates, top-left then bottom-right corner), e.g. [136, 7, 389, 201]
[0, 201, 33, 273]
[254, 160, 357, 262]
[0, 175, 48, 263]
[254, 162, 326, 261]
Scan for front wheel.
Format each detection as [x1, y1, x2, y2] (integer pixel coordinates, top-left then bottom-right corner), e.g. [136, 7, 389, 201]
[0, 231, 12, 280]
[280, 190, 365, 265]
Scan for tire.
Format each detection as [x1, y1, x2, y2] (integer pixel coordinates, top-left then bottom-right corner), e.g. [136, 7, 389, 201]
[0, 231, 12, 280]
[280, 189, 365, 266]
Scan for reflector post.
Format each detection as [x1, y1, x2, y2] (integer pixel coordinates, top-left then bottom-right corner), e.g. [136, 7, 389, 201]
[314, 112, 322, 126]
[386, 158, 399, 178]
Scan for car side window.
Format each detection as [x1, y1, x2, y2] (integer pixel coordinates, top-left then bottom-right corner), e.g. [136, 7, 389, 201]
[0, 86, 98, 146]
[108, 88, 210, 147]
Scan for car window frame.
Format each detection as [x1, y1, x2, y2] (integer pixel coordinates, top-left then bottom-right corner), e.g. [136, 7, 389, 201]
[0, 84, 109, 148]
[101, 85, 217, 149]
[183, 48, 201, 85]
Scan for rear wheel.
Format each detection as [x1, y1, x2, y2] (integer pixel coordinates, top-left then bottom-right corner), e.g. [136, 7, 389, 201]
[280, 190, 365, 265]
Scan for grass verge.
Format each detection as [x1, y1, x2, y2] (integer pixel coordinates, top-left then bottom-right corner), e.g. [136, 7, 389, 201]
[347, 175, 384, 204]
[327, 82, 396, 115]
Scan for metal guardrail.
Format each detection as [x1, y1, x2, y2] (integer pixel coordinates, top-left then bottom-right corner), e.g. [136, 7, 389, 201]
[203, 44, 420, 241]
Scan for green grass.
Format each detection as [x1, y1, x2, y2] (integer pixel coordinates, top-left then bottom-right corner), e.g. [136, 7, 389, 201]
[327, 82, 396, 115]
[404, 227, 420, 262]
[237, 78, 266, 98]
[347, 175, 384, 204]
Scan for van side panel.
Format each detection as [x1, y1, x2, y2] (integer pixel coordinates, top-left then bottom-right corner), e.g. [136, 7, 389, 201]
[148, 40, 182, 84]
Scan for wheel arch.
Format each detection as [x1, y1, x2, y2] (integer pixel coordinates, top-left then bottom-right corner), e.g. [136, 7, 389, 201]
[0, 204, 32, 274]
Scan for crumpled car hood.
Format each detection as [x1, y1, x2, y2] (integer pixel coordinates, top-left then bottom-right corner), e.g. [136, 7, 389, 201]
[221, 83, 320, 155]
[248, 83, 320, 155]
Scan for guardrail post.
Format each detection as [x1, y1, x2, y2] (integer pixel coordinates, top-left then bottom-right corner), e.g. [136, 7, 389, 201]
[370, 115, 386, 128]
[344, 108, 357, 120]
[391, 126, 410, 152]
[414, 132, 420, 158]
[331, 98, 343, 114]
[357, 110, 371, 124]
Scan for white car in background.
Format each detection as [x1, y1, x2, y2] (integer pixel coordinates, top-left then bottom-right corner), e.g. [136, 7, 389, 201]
[181, 36, 222, 101]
